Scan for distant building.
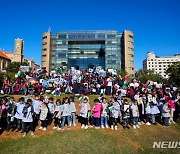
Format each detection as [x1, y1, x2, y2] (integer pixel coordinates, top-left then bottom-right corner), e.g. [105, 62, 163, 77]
[13, 38, 24, 63]
[0, 50, 11, 73]
[41, 30, 135, 75]
[143, 52, 180, 78]
[24, 58, 40, 69]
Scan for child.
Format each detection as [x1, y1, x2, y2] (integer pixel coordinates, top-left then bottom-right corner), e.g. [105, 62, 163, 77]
[14, 97, 25, 132]
[22, 99, 34, 137]
[39, 102, 48, 131]
[109, 97, 120, 130]
[168, 97, 175, 124]
[69, 96, 76, 126]
[131, 100, 140, 129]
[101, 97, 108, 128]
[32, 94, 42, 129]
[61, 97, 71, 130]
[122, 99, 130, 129]
[1, 98, 9, 130]
[150, 94, 160, 125]
[90, 99, 103, 129]
[53, 99, 62, 130]
[48, 97, 55, 125]
[7, 97, 16, 132]
[79, 97, 90, 129]
[162, 100, 170, 127]
[144, 97, 151, 125]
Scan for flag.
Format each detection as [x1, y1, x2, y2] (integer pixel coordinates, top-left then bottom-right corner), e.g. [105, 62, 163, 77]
[16, 71, 23, 78]
[62, 66, 67, 71]
[123, 75, 129, 87]
[51, 90, 56, 96]
[108, 106, 114, 112]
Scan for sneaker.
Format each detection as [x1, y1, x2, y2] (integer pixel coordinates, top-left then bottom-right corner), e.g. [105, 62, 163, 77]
[133, 125, 136, 129]
[43, 127, 47, 131]
[105, 125, 109, 128]
[111, 125, 114, 130]
[73, 123, 76, 127]
[114, 126, 118, 130]
[146, 122, 151, 126]
[138, 122, 141, 125]
[85, 125, 88, 129]
[81, 124, 85, 129]
[136, 125, 140, 128]
[69, 123, 72, 126]
[95, 126, 100, 129]
[89, 125, 93, 128]
[39, 126, 43, 130]
[53, 126, 57, 130]
[172, 121, 176, 124]
[23, 132, 26, 137]
[101, 125, 104, 129]
[67, 128, 70, 131]
[57, 127, 61, 131]
[61, 128, 64, 131]
[141, 121, 145, 124]
[31, 131, 34, 136]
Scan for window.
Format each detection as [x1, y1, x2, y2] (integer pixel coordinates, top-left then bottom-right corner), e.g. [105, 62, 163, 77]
[128, 35, 134, 38]
[58, 35, 66, 39]
[42, 54, 46, 57]
[42, 42, 47, 45]
[107, 60, 116, 64]
[128, 47, 134, 51]
[42, 36, 47, 39]
[42, 48, 47, 51]
[107, 34, 116, 39]
[128, 54, 134, 57]
[58, 53, 66, 58]
[128, 41, 134, 44]
[41, 61, 46, 63]
[128, 60, 134, 64]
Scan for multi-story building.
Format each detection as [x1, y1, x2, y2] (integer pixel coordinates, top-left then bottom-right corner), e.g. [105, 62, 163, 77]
[143, 52, 180, 78]
[13, 38, 24, 63]
[41, 30, 135, 75]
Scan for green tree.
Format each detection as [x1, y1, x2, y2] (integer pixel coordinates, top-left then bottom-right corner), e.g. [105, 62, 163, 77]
[166, 62, 180, 86]
[117, 69, 127, 78]
[5, 62, 28, 80]
[135, 69, 165, 83]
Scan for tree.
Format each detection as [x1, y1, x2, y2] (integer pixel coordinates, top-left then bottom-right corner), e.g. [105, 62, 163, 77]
[117, 69, 127, 78]
[5, 62, 28, 80]
[166, 62, 180, 86]
[135, 69, 165, 83]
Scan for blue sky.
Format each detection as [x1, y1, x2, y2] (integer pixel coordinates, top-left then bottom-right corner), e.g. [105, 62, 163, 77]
[0, 0, 180, 70]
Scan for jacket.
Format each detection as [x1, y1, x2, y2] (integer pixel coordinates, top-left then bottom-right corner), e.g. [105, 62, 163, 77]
[70, 101, 76, 113]
[92, 103, 103, 118]
[61, 103, 71, 117]
[162, 105, 170, 117]
[130, 104, 139, 117]
[110, 102, 120, 118]
[79, 102, 90, 118]
[22, 105, 34, 122]
[15, 103, 25, 119]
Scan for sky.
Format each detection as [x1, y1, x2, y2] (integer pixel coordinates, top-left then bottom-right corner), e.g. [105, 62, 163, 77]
[0, 0, 180, 70]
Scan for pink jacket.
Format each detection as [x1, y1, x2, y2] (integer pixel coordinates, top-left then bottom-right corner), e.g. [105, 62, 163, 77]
[92, 103, 103, 118]
[168, 100, 175, 109]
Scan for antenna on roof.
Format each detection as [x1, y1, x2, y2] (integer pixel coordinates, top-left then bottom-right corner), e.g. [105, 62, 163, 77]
[48, 26, 51, 32]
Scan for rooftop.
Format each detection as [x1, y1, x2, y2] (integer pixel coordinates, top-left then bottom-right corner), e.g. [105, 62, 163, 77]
[0, 50, 11, 60]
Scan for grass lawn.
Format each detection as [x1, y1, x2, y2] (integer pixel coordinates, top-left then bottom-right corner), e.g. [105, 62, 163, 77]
[0, 94, 180, 154]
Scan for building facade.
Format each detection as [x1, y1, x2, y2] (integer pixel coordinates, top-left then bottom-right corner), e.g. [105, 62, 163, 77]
[13, 38, 24, 63]
[41, 30, 135, 75]
[0, 50, 11, 73]
[143, 52, 180, 78]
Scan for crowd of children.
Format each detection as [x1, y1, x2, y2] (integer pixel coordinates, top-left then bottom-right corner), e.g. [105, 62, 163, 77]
[0, 90, 180, 137]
